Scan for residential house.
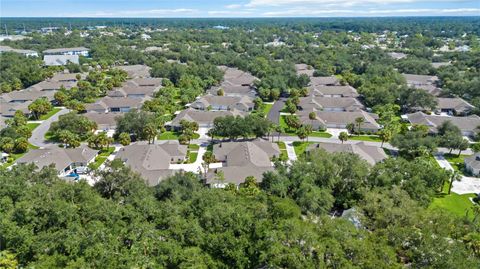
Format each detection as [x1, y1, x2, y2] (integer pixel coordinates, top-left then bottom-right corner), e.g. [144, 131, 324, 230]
[0, 101, 32, 118]
[307, 142, 388, 165]
[83, 112, 121, 131]
[169, 108, 246, 129]
[84, 96, 146, 113]
[436, 97, 474, 115]
[43, 54, 79, 66]
[464, 154, 480, 176]
[405, 112, 480, 137]
[299, 110, 381, 132]
[115, 141, 188, 186]
[206, 140, 281, 187]
[309, 85, 359, 98]
[210, 66, 257, 97]
[295, 64, 314, 77]
[116, 65, 152, 78]
[387, 52, 407, 60]
[1, 89, 50, 103]
[298, 96, 364, 112]
[16, 146, 98, 177]
[402, 73, 441, 96]
[43, 47, 89, 56]
[310, 76, 340, 87]
[0, 45, 38, 57]
[190, 95, 254, 112]
[107, 78, 162, 99]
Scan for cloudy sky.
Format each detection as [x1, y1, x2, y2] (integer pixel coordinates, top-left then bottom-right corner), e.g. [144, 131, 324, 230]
[2, 0, 479, 17]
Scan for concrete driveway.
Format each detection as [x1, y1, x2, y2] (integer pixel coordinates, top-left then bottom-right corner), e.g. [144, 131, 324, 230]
[28, 108, 70, 148]
[267, 98, 286, 124]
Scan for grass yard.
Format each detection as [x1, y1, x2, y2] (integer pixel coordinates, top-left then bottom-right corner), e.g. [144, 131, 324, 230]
[158, 131, 200, 140]
[88, 147, 115, 170]
[262, 103, 273, 115]
[188, 144, 200, 150]
[39, 108, 61, 120]
[430, 192, 476, 220]
[275, 142, 288, 161]
[1, 144, 40, 168]
[443, 153, 469, 173]
[292, 141, 315, 157]
[187, 151, 199, 164]
[310, 131, 332, 138]
[26, 123, 40, 131]
[349, 135, 382, 142]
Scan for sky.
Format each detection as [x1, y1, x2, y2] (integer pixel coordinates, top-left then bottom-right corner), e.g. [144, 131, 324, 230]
[2, 0, 479, 17]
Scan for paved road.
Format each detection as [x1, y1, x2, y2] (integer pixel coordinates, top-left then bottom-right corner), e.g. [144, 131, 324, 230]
[29, 108, 70, 148]
[267, 98, 286, 124]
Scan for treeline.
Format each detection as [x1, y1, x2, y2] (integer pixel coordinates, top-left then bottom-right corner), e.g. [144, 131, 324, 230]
[0, 149, 479, 268]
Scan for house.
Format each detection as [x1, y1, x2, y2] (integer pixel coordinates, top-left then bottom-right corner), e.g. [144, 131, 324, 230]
[16, 146, 98, 177]
[432, 62, 451, 69]
[84, 96, 147, 113]
[43, 54, 79, 66]
[310, 76, 340, 87]
[50, 72, 82, 83]
[206, 140, 281, 187]
[107, 78, 162, 98]
[190, 95, 254, 112]
[43, 47, 89, 56]
[0, 45, 38, 57]
[211, 66, 257, 97]
[1, 89, 51, 103]
[436, 98, 474, 116]
[387, 52, 407, 60]
[307, 142, 388, 165]
[115, 141, 188, 186]
[405, 112, 480, 137]
[299, 110, 381, 132]
[464, 154, 480, 176]
[309, 85, 359, 98]
[116, 65, 152, 78]
[169, 108, 246, 129]
[0, 101, 32, 118]
[298, 96, 364, 112]
[295, 64, 314, 77]
[83, 112, 121, 131]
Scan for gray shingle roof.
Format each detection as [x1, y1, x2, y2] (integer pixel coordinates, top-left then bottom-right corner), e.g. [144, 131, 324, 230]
[465, 154, 480, 170]
[436, 98, 474, 114]
[43, 55, 79, 66]
[307, 142, 387, 165]
[406, 112, 480, 134]
[170, 108, 246, 127]
[310, 76, 340, 86]
[309, 85, 359, 98]
[298, 96, 364, 111]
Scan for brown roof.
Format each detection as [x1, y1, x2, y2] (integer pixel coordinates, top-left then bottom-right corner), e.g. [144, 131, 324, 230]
[298, 96, 364, 111]
[307, 142, 387, 165]
[406, 112, 480, 134]
[170, 108, 246, 127]
[310, 76, 340, 86]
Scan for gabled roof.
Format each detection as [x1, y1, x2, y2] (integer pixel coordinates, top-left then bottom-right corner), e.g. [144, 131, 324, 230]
[300, 110, 381, 130]
[310, 85, 359, 98]
[406, 112, 480, 133]
[83, 112, 122, 128]
[465, 154, 480, 170]
[436, 98, 474, 114]
[298, 96, 364, 111]
[43, 47, 89, 54]
[307, 142, 388, 165]
[402, 74, 439, 85]
[43, 55, 79, 66]
[16, 146, 98, 173]
[310, 76, 340, 86]
[0, 101, 32, 117]
[191, 95, 253, 109]
[1, 89, 52, 102]
[295, 63, 314, 77]
[170, 108, 246, 127]
[219, 66, 257, 86]
[116, 65, 151, 78]
[115, 141, 187, 186]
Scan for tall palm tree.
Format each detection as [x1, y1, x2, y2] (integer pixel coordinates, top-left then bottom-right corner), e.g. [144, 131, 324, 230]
[448, 170, 462, 195]
[354, 117, 365, 135]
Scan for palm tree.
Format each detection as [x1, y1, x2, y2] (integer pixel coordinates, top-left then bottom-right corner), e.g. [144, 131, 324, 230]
[378, 129, 393, 147]
[448, 170, 462, 195]
[346, 123, 355, 134]
[202, 151, 216, 178]
[304, 124, 313, 142]
[354, 117, 365, 135]
[338, 132, 349, 144]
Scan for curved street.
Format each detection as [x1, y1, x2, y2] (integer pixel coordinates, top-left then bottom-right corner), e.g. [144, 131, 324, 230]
[28, 108, 70, 148]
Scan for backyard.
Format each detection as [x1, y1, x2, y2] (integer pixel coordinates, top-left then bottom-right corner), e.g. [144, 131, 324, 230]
[443, 153, 470, 174]
[38, 107, 62, 120]
[279, 115, 332, 138]
[88, 147, 115, 170]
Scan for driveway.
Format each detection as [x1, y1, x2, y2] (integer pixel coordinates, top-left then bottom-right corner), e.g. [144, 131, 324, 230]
[28, 108, 70, 148]
[169, 143, 207, 173]
[284, 142, 297, 163]
[267, 98, 286, 124]
[434, 153, 480, 194]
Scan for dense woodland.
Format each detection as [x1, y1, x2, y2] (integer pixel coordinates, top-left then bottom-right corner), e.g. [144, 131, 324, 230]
[1, 17, 480, 267]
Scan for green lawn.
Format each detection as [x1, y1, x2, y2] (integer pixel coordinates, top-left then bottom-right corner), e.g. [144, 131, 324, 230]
[88, 147, 115, 170]
[158, 131, 200, 140]
[310, 131, 332, 138]
[1, 144, 39, 168]
[39, 108, 61, 120]
[187, 151, 199, 164]
[262, 103, 273, 115]
[275, 142, 288, 161]
[292, 141, 315, 157]
[444, 153, 470, 173]
[349, 135, 382, 142]
[26, 123, 40, 131]
[430, 192, 476, 219]
[279, 115, 331, 138]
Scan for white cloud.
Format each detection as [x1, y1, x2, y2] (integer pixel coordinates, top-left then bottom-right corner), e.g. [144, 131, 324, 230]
[67, 8, 199, 17]
[261, 7, 480, 16]
[225, 4, 243, 9]
[247, 0, 470, 8]
[208, 10, 255, 16]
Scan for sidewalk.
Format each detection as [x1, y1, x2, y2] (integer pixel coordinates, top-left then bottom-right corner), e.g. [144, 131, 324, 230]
[284, 142, 297, 163]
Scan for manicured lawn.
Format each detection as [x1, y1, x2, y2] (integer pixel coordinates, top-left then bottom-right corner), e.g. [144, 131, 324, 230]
[26, 123, 40, 131]
[430, 192, 476, 219]
[444, 153, 470, 174]
[262, 103, 273, 115]
[39, 108, 61, 120]
[275, 142, 288, 161]
[310, 131, 332, 138]
[88, 147, 115, 170]
[276, 141, 287, 150]
[1, 144, 39, 168]
[188, 144, 200, 150]
[44, 131, 55, 141]
[292, 141, 315, 157]
[349, 135, 382, 142]
[158, 131, 200, 140]
[187, 151, 198, 164]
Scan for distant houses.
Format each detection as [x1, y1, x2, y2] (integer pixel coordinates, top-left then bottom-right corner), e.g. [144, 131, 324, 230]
[169, 108, 246, 130]
[297, 96, 364, 112]
[298, 110, 381, 133]
[207, 66, 257, 97]
[0, 45, 38, 57]
[43, 47, 90, 56]
[402, 73, 441, 96]
[190, 95, 254, 112]
[42, 47, 89, 66]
